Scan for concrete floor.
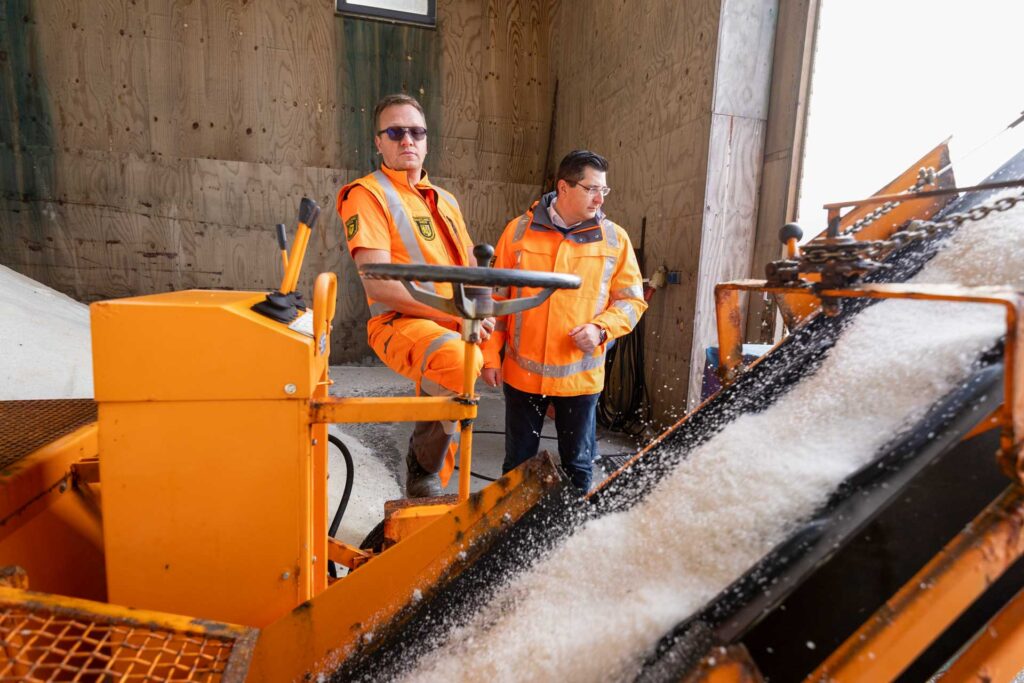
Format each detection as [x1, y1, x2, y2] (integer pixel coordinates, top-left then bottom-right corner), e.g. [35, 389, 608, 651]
[325, 364, 641, 545]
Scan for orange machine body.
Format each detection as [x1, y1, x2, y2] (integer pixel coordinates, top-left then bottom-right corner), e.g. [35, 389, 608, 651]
[91, 290, 329, 627]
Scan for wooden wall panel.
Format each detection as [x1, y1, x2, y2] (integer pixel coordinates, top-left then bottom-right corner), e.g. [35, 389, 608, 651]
[745, 0, 819, 340]
[686, 113, 767, 406]
[685, 0, 777, 408]
[1, 0, 553, 364]
[549, 0, 720, 424]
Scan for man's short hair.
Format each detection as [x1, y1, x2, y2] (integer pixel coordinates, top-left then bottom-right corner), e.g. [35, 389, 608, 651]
[557, 150, 609, 184]
[373, 93, 426, 132]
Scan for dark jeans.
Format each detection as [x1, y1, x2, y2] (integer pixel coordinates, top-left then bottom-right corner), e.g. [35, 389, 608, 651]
[502, 383, 600, 491]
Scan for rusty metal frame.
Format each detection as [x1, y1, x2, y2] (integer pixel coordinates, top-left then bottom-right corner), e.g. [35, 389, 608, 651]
[808, 485, 1024, 681]
[822, 177, 1024, 228]
[0, 585, 258, 682]
[249, 455, 565, 683]
[936, 583, 1024, 681]
[326, 538, 371, 571]
[311, 321, 482, 509]
[715, 280, 1024, 483]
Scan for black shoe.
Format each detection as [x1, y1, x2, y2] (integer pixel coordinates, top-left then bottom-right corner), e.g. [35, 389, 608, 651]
[405, 451, 442, 498]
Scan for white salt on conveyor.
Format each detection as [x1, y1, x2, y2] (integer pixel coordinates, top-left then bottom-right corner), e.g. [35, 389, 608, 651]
[396, 190, 1024, 682]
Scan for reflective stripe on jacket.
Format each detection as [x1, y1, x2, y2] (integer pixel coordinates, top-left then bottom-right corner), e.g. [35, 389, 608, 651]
[338, 168, 470, 320]
[482, 194, 647, 396]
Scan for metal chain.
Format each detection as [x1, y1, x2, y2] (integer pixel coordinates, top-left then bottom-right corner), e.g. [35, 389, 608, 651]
[882, 190, 1024, 250]
[801, 190, 1024, 264]
[845, 167, 937, 236]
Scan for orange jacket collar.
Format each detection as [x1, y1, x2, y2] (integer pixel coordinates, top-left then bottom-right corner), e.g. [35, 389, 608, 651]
[379, 163, 435, 193]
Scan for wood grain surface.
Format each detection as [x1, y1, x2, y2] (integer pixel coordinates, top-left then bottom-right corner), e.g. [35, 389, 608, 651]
[548, 0, 722, 423]
[4, 0, 781, 424]
[1, 0, 553, 363]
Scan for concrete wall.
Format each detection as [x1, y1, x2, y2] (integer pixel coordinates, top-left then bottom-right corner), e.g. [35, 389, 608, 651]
[0, 0, 554, 362]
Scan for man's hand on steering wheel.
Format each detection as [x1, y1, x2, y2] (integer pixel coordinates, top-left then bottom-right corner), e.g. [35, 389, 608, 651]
[478, 316, 495, 341]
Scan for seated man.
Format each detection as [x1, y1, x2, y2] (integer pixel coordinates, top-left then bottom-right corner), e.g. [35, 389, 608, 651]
[482, 150, 646, 491]
[338, 93, 488, 498]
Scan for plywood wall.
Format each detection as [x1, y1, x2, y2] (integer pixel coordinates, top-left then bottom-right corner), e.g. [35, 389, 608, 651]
[3, 0, 783, 423]
[548, 0, 722, 425]
[548, 0, 777, 424]
[0, 0, 554, 361]
[686, 0, 777, 408]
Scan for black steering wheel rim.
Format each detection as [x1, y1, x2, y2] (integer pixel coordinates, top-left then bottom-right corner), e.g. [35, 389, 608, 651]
[359, 263, 581, 290]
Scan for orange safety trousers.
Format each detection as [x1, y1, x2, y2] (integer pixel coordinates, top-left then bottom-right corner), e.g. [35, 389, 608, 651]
[368, 315, 484, 485]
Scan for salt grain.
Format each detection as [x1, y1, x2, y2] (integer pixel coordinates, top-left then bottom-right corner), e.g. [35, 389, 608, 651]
[398, 192, 1024, 682]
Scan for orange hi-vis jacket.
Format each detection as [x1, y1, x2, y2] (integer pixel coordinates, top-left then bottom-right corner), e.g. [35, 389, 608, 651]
[337, 165, 472, 320]
[338, 166, 480, 486]
[482, 193, 647, 396]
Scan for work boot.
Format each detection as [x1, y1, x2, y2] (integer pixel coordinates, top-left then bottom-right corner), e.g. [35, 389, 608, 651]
[405, 451, 442, 498]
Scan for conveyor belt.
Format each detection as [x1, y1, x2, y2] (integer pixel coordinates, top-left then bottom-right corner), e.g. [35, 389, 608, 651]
[332, 150, 1024, 682]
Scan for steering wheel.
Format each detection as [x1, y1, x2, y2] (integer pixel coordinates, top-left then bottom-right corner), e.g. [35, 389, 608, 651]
[358, 244, 581, 322]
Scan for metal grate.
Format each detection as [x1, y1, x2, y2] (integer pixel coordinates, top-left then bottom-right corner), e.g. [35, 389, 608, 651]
[0, 400, 97, 472]
[0, 589, 255, 682]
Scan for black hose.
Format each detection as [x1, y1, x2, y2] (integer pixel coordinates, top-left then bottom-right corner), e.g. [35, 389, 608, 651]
[327, 434, 354, 579]
[597, 315, 652, 436]
[453, 465, 498, 482]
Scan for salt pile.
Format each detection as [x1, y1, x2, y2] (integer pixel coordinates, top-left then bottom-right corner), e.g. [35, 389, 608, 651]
[328, 423, 402, 548]
[397, 191, 1024, 682]
[0, 264, 93, 399]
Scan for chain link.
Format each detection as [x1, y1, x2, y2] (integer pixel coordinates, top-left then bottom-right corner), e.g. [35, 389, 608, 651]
[845, 166, 937, 236]
[885, 189, 1024, 249]
[766, 184, 1024, 291]
[801, 189, 1024, 264]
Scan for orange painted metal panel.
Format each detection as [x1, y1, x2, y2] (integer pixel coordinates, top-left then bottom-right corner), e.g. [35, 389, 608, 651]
[939, 586, 1024, 681]
[809, 486, 1024, 682]
[248, 455, 565, 682]
[0, 423, 105, 600]
[310, 396, 476, 424]
[684, 645, 765, 682]
[99, 399, 321, 627]
[91, 290, 324, 402]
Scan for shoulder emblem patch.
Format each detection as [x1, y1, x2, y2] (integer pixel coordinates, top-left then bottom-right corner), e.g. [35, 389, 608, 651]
[345, 215, 359, 240]
[414, 216, 436, 241]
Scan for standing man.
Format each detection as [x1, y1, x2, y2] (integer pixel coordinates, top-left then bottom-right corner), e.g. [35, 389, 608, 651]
[481, 150, 647, 491]
[337, 94, 487, 498]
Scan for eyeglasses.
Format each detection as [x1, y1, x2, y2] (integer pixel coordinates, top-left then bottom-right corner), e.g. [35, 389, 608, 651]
[377, 126, 428, 142]
[568, 181, 611, 197]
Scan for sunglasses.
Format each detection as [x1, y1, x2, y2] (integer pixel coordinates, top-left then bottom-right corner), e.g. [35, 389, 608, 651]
[376, 126, 428, 141]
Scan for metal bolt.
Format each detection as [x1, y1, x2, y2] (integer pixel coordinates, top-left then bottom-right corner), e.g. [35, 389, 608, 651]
[284, 383, 297, 395]
[58, 481, 68, 493]
[281, 571, 291, 580]
[312, 438, 318, 445]
[311, 555, 317, 563]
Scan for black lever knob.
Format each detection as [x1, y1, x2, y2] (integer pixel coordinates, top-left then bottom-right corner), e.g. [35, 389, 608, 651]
[779, 223, 803, 244]
[298, 197, 321, 229]
[474, 243, 495, 268]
